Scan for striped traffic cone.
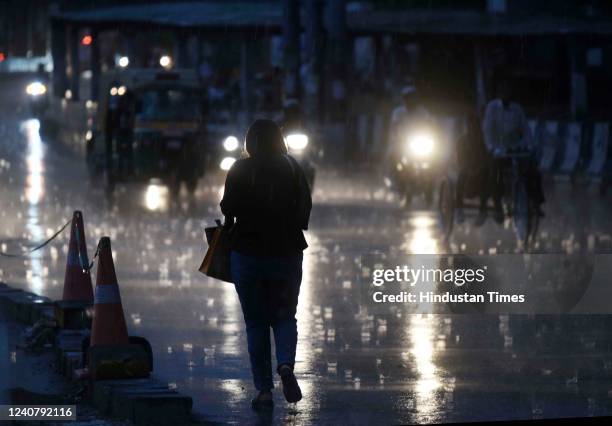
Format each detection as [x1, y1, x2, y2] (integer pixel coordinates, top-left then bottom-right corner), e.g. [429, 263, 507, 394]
[62, 210, 94, 302]
[90, 237, 129, 346]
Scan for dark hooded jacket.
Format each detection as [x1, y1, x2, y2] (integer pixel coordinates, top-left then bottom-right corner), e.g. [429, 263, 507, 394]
[220, 119, 311, 256]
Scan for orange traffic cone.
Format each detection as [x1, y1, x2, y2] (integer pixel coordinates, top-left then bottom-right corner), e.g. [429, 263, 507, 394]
[62, 210, 94, 302]
[90, 237, 129, 347]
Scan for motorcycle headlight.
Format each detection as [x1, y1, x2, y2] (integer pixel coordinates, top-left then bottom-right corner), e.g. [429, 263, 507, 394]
[26, 82, 47, 96]
[220, 156, 236, 171]
[286, 133, 309, 151]
[408, 132, 435, 158]
[223, 136, 239, 152]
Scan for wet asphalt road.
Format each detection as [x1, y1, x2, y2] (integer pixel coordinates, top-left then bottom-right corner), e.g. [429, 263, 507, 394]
[2, 74, 612, 425]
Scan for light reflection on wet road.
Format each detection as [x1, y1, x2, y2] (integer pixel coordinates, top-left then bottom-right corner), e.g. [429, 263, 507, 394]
[1, 76, 612, 424]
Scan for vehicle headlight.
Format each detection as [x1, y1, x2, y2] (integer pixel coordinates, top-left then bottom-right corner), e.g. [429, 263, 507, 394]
[286, 133, 309, 151]
[26, 82, 47, 96]
[220, 156, 236, 171]
[223, 136, 239, 152]
[408, 132, 435, 158]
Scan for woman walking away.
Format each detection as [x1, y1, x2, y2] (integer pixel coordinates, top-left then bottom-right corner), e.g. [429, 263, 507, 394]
[220, 119, 312, 409]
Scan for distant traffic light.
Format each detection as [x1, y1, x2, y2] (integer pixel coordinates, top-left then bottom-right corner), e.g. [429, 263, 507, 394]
[0, 52, 5, 62]
[81, 35, 93, 46]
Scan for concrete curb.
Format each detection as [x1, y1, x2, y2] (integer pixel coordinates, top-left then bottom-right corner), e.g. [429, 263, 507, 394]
[93, 379, 192, 425]
[0, 281, 196, 425]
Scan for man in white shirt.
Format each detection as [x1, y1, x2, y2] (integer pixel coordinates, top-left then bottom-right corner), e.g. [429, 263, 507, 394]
[482, 78, 533, 156]
[480, 80, 545, 225]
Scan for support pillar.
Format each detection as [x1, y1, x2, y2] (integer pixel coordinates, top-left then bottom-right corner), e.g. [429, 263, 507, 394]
[69, 26, 80, 100]
[175, 32, 190, 69]
[50, 20, 68, 98]
[283, 0, 301, 101]
[474, 43, 486, 113]
[196, 32, 204, 67]
[90, 29, 100, 102]
[240, 35, 252, 125]
[326, 0, 348, 123]
[305, 0, 325, 123]
[125, 31, 137, 67]
[568, 37, 587, 119]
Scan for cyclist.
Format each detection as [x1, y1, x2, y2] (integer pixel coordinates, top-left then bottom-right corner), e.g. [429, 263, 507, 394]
[481, 79, 545, 226]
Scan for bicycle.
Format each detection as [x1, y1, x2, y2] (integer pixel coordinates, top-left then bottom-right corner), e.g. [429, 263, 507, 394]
[438, 147, 540, 249]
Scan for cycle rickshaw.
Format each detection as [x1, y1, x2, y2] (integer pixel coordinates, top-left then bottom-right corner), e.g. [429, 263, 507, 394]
[438, 147, 541, 248]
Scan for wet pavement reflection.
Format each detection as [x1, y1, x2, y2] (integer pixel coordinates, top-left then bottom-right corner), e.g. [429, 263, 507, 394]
[1, 76, 612, 424]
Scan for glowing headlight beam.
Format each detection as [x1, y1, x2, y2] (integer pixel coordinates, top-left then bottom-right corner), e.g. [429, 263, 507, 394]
[220, 157, 236, 171]
[223, 136, 239, 152]
[144, 183, 169, 211]
[408, 132, 435, 158]
[160, 55, 172, 68]
[286, 133, 309, 151]
[26, 82, 47, 96]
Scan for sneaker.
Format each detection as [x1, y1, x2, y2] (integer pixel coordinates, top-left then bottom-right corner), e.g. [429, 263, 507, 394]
[251, 391, 273, 410]
[279, 365, 302, 403]
[474, 211, 487, 227]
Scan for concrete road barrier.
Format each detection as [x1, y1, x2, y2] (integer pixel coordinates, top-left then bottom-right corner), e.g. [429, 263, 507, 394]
[586, 122, 609, 177]
[528, 119, 539, 144]
[92, 378, 192, 425]
[0, 281, 194, 424]
[0, 289, 53, 324]
[92, 378, 169, 412]
[559, 122, 582, 175]
[55, 329, 89, 353]
[539, 121, 560, 172]
[59, 351, 83, 378]
[89, 344, 151, 380]
[54, 300, 92, 330]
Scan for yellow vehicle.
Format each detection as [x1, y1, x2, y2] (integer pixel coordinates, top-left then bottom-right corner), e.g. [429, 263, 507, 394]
[86, 69, 207, 194]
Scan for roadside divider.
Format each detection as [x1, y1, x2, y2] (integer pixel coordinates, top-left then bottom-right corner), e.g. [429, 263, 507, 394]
[538, 120, 560, 173]
[528, 118, 610, 191]
[0, 210, 194, 425]
[586, 122, 609, 179]
[557, 121, 582, 177]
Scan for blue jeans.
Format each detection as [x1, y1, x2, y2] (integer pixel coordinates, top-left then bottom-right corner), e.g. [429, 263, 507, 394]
[230, 251, 303, 391]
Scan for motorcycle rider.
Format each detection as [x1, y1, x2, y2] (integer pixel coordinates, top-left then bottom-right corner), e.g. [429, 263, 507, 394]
[481, 78, 545, 226]
[386, 85, 433, 204]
